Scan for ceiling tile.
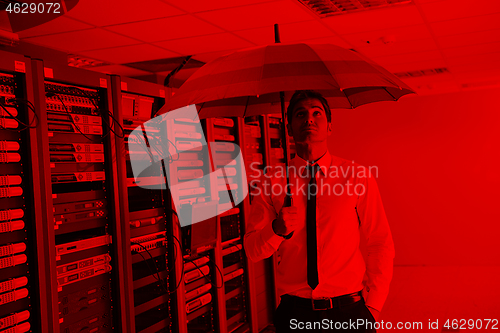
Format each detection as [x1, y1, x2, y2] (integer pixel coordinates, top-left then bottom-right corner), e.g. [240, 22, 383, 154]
[24, 28, 139, 52]
[66, 0, 185, 26]
[154, 33, 253, 55]
[106, 15, 223, 43]
[196, 1, 309, 31]
[437, 29, 500, 49]
[419, 0, 500, 22]
[162, 0, 278, 13]
[430, 13, 500, 37]
[298, 36, 352, 49]
[322, 4, 424, 35]
[372, 50, 443, 66]
[340, 24, 433, 48]
[446, 52, 500, 67]
[356, 38, 439, 58]
[234, 20, 333, 45]
[88, 65, 152, 77]
[441, 41, 500, 58]
[450, 62, 500, 74]
[454, 69, 500, 82]
[17, 16, 92, 38]
[78, 44, 181, 64]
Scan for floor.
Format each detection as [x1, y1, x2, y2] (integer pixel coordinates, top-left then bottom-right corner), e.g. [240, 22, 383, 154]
[380, 266, 500, 332]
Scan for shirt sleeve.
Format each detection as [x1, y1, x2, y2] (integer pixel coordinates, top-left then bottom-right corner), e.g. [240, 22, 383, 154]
[357, 171, 395, 312]
[243, 173, 284, 262]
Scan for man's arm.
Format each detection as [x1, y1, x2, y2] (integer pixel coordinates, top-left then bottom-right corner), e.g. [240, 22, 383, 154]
[357, 172, 395, 312]
[243, 176, 284, 262]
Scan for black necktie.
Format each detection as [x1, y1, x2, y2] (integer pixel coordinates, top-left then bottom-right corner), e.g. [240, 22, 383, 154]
[307, 164, 319, 289]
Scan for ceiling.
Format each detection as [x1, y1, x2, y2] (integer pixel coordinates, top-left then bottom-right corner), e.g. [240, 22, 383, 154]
[10, 0, 500, 94]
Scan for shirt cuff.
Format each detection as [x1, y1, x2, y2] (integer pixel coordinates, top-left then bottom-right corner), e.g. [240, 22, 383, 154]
[363, 287, 385, 312]
[261, 220, 284, 249]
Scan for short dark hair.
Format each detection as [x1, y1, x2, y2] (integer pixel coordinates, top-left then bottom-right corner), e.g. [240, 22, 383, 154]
[286, 90, 332, 126]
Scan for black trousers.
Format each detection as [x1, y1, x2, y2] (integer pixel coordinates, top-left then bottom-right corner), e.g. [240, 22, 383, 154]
[274, 296, 377, 332]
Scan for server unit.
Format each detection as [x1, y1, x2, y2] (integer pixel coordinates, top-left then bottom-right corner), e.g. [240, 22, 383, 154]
[158, 107, 221, 333]
[0, 48, 292, 333]
[46, 79, 114, 333]
[0, 53, 40, 333]
[207, 118, 251, 333]
[183, 254, 216, 333]
[168, 115, 217, 257]
[243, 116, 264, 203]
[112, 76, 172, 333]
[243, 114, 296, 332]
[30, 60, 124, 333]
[266, 116, 287, 168]
[221, 241, 248, 333]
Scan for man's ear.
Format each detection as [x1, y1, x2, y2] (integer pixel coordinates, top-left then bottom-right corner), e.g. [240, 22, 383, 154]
[287, 122, 292, 137]
[327, 122, 332, 136]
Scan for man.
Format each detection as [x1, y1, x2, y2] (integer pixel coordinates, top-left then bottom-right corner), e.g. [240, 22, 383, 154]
[244, 90, 395, 332]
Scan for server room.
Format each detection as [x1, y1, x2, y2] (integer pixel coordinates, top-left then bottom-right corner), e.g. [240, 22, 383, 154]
[0, 0, 499, 332]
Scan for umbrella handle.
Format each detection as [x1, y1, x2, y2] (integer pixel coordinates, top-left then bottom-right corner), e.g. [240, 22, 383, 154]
[282, 193, 294, 239]
[283, 193, 292, 207]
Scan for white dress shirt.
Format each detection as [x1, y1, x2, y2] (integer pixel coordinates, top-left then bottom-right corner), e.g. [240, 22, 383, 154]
[244, 151, 395, 311]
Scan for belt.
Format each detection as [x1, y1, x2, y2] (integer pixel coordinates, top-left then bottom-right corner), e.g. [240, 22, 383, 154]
[281, 291, 363, 311]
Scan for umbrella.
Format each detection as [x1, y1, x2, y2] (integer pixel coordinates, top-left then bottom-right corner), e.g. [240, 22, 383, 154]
[157, 39, 414, 119]
[156, 25, 414, 208]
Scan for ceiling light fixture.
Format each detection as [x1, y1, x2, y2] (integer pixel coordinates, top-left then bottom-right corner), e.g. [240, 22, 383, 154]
[67, 55, 109, 68]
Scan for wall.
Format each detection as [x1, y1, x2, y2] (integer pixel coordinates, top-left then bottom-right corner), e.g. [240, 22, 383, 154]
[327, 87, 500, 266]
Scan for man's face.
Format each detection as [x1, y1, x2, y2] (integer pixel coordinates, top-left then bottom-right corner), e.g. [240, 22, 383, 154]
[287, 98, 332, 144]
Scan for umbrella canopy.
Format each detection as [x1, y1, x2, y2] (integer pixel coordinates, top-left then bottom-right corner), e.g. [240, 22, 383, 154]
[157, 42, 414, 118]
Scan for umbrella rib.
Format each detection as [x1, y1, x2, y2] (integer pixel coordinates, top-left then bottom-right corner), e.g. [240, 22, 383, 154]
[242, 96, 250, 118]
[383, 87, 397, 101]
[341, 89, 354, 109]
[197, 102, 205, 120]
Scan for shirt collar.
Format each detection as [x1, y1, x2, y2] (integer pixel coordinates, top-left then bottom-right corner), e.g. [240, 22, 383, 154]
[293, 150, 332, 177]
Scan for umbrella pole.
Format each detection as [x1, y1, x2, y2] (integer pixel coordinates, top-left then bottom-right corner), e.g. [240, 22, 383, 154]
[275, 24, 293, 209]
[280, 91, 291, 202]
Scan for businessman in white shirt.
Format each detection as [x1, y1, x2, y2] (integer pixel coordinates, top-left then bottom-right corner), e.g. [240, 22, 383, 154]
[244, 90, 395, 332]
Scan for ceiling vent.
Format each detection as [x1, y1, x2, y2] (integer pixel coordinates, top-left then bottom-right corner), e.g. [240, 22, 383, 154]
[124, 57, 205, 73]
[393, 67, 449, 78]
[298, 0, 412, 17]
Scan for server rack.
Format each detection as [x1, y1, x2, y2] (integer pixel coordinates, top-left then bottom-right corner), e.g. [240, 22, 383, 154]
[243, 114, 296, 332]
[0, 51, 45, 333]
[30, 59, 126, 333]
[263, 113, 296, 314]
[110, 75, 172, 333]
[206, 117, 252, 333]
[160, 109, 222, 333]
[242, 115, 276, 332]
[1, 48, 288, 333]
